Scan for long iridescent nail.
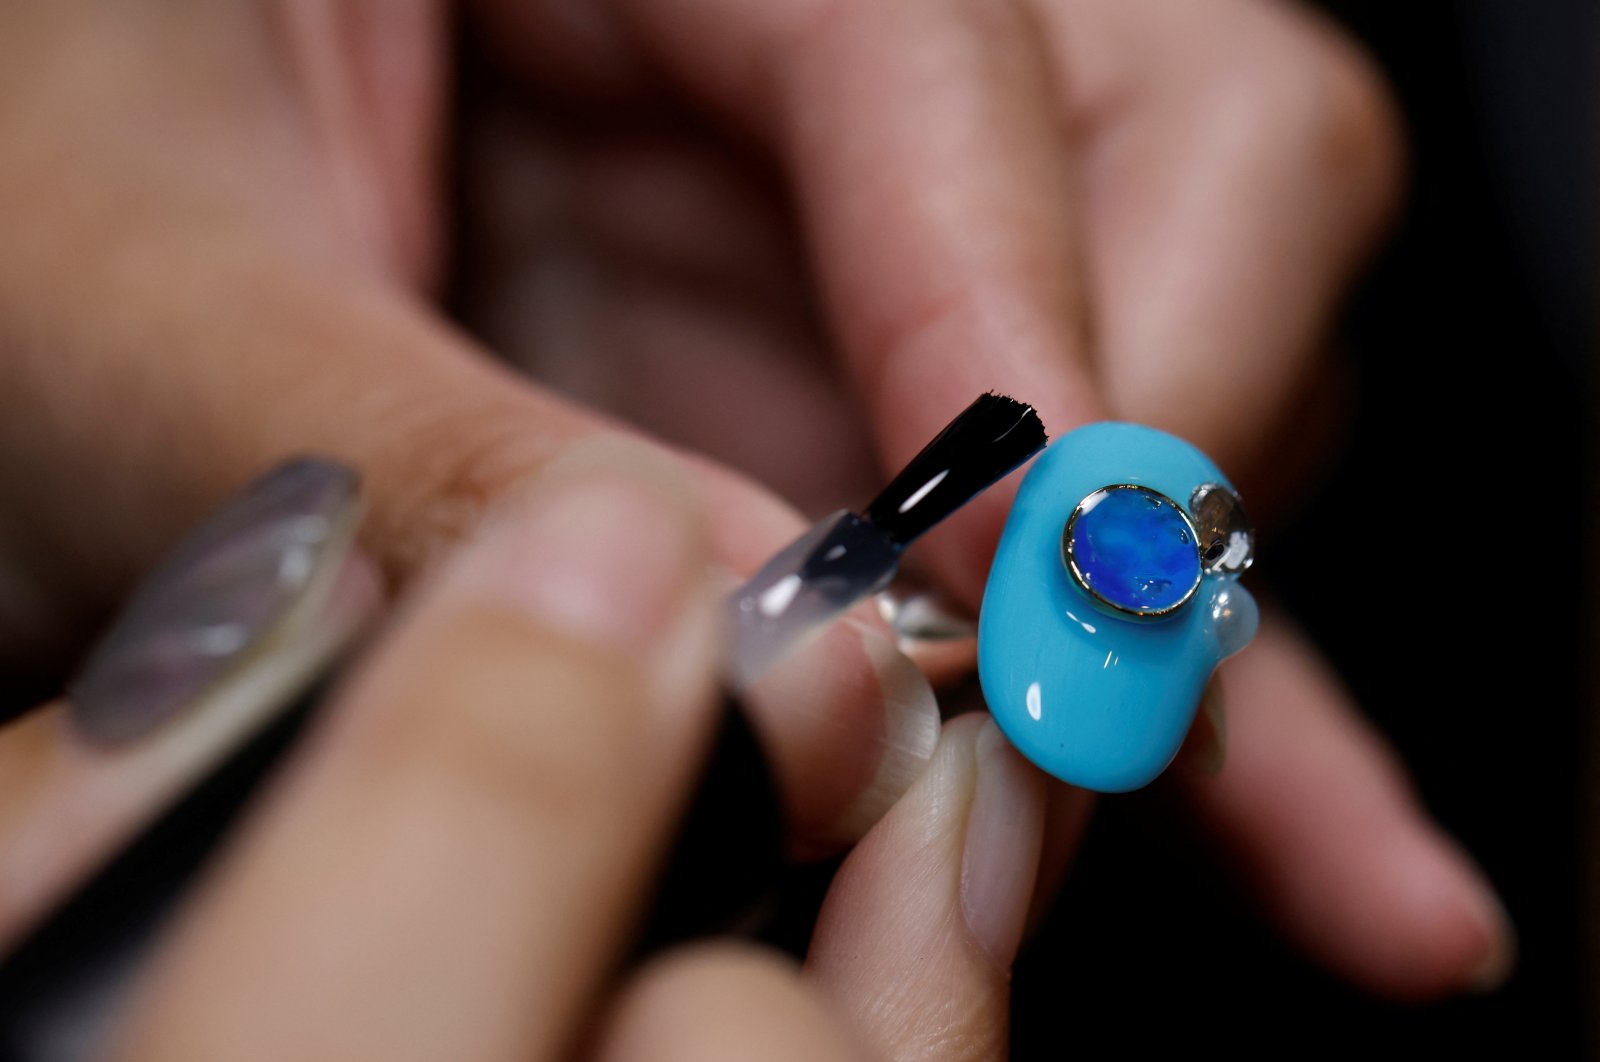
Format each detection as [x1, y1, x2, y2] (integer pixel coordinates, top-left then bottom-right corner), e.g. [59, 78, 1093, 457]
[69, 458, 371, 745]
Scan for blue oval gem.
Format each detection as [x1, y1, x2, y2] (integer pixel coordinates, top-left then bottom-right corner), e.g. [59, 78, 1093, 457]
[1064, 486, 1201, 617]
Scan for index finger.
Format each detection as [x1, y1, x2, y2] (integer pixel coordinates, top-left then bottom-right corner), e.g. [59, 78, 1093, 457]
[115, 445, 722, 1061]
[619, 0, 1107, 604]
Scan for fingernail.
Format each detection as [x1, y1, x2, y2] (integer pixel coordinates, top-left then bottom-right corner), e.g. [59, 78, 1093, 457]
[1465, 885, 1517, 993]
[812, 625, 942, 845]
[960, 719, 1047, 969]
[69, 458, 363, 746]
[742, 615, 940, 853]
[472, 442, 703, 656]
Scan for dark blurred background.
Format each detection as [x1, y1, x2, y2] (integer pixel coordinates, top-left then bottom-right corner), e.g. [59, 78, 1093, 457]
[1010, 3, 1593, 1056]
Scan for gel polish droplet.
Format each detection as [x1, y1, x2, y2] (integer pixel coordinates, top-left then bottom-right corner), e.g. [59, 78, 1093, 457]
[977, 423, 1257, 792]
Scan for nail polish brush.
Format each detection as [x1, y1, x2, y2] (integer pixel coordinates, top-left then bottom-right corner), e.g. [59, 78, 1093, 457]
[641, 393, 1048, 951]
[723, 392, 1048, 692]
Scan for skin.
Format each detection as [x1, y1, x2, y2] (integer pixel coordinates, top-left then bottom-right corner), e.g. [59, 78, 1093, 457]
[113, 460, 886, 1060]
[0, 0, 1512, 1054]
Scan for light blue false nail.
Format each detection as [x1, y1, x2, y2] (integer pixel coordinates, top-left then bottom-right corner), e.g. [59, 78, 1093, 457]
[977, 422, 1258, 792]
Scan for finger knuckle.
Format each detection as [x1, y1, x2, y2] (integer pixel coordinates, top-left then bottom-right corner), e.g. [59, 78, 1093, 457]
[359, 395, 586, 584]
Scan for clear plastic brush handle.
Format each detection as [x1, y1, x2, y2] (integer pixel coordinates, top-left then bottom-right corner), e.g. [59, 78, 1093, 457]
[721, 510, 900, 693]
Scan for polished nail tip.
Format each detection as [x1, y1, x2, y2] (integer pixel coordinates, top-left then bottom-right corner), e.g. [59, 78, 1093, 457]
[68, 457, 362, 746]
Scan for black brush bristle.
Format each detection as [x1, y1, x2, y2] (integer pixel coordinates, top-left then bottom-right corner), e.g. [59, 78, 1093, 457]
[862, 392, 1048, 548]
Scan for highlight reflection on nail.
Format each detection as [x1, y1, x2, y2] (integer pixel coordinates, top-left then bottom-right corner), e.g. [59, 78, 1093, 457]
[69, 458, 363, 746]
[876, 584, 977, 644]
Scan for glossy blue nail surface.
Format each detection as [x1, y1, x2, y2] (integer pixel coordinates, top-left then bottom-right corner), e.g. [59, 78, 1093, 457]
[977, 423, 1258, 792]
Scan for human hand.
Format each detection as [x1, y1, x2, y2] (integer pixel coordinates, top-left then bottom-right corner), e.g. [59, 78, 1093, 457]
[0, 1, 942, 861]
[418, 0, 1520, 999]
[97, 448, 1038, 1061]
[0, 0, 1508, 1008]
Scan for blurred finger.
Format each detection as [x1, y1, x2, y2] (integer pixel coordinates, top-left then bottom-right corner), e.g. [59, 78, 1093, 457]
[10, 235, 934, 853]
[807, 713, 1051, 1061]
[0, 2, 938, 852]
[595, 944, 873, 1062]
[613, 0, 1108, 609]
[1035, 0, 1402, 484]
[116, 443, 723, 1060]
[1172, 613, 1515, 999]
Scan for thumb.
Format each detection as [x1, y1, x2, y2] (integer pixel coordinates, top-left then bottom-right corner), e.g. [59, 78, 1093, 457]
[806, 713, 1060, 1061]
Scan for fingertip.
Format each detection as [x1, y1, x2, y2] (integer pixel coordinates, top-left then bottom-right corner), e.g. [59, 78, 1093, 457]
[1184, 615, 1516, 1002]
[1361, 824, 1516, 1000]
[1464, 885, 1517, 995]
[1323, 822, 1515, 1001]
